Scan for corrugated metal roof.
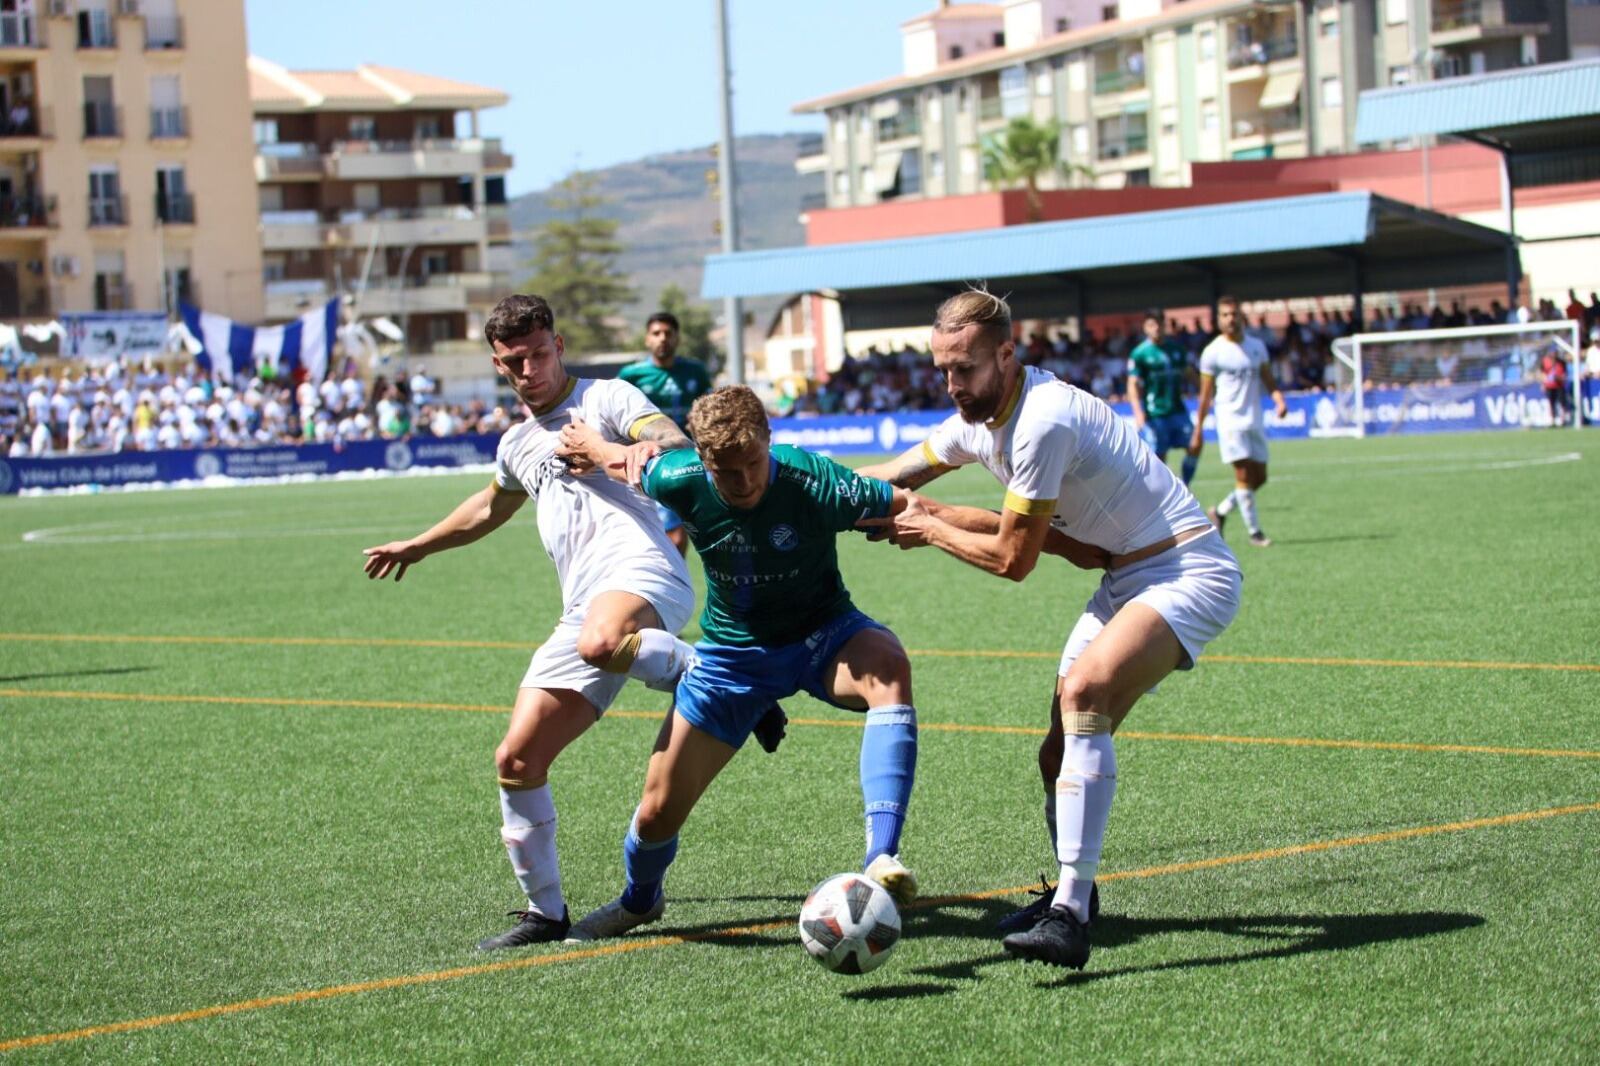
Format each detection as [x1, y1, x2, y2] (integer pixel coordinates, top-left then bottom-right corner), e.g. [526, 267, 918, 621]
[703, 192, 1382, 299]
[1355, 58, 1600, 144]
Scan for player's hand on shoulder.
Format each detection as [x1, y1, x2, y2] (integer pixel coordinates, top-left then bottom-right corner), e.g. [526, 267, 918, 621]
[362, 540, 423, 582]
[621, 441, 661, 486]
[556, 412, 602, 472]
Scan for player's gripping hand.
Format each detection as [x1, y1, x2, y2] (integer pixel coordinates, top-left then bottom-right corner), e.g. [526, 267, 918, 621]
[362, 540, 425, 582]
[1044, 531, 1113, 571]
[556, 413, 604, 475]
[620, 441, 661, 486]
[858, 493, 936, 550]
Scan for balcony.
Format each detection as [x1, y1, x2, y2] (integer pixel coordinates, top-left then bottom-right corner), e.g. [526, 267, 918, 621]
[144, 14, 182, 50]
[1227, 35, 1299, 70]
[326, 138, 506, 181]
[88, 195, 127, 227]
[149, 105, 186, 139]
[1093, 48, 1147, 95]
[95, 280, 134, 313]
[0, 12, 41, 49]
[357, 273, 493, 316]
[1230, 108, 1305, 140]
[485, 204, 511, 241]
[1097, 134, 1149, 161]
[482, 137, 513, 171]
[82, 102, 121, 140]
[1431, 0, 1550, 39]
[77, 15, 115, 49]
[155, 191, 194, 224]
[254, 142, 325, 180]
[261, 205, 488, 251]
[875, 114, 921, 142]
[0, 194, 55, 231]
[265, 278, 329, 319]
[0, 105, 51, 142]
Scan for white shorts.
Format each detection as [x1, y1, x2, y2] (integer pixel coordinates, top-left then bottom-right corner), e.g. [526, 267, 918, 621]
[1217, 423, 1268, 465]
[1057, 529, 1242, 679]
[521, 575, 696, 715]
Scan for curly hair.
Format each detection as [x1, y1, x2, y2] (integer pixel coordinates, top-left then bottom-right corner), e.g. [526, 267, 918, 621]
[484, 294, 555, 350]
[687, 385, 769, 456]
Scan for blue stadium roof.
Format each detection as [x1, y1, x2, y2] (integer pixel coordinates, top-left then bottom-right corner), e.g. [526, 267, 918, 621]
[1355, 58, 1600, 148]
[703, 192, 1514, 327]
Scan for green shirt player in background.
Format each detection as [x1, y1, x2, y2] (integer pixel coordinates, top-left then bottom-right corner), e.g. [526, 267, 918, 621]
[619, 312, 713, 554]
[555, 385, 921, 942]
[1126, 310, 1200, 485]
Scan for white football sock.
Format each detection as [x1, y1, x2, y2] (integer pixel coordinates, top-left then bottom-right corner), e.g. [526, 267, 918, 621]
[623, 629, 698, 692]
[499, 782, 564, 917]
[1051, 732, 1117, 922]
[1215, 489, 1238, 516]
[1236, 488, 1261, 535]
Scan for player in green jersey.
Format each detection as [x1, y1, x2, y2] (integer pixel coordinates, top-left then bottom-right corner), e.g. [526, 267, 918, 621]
[619, 312, 713, 554]
[1126, 310, 1199, 485]
[554, 385, 921, 941]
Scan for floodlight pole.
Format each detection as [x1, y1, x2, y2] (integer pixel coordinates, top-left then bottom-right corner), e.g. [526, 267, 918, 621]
[714, 0, 745, 384]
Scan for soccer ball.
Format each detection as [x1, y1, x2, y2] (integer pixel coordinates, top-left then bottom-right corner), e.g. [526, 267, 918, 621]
[798, 872, 901, 974]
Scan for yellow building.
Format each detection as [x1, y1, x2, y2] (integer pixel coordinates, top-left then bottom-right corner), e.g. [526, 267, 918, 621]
[0, 0, 262, 323]
[249, 58, 514, 353]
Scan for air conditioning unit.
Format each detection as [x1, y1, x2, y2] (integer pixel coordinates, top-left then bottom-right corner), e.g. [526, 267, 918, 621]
[50, 255, 79, 277]
[117, 0, 139, 15]
[45, 0, 70, 18]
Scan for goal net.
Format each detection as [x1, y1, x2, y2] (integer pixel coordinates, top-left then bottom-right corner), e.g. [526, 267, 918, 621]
[1321, 320, 1582, 437]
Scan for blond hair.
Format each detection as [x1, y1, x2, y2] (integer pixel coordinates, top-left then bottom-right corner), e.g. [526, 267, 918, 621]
[687, 385, 769, 456]
[933, 288, 1012, 349]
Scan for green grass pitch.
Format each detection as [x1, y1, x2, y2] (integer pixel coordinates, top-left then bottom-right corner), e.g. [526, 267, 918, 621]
[2, 429, 1597, 1062]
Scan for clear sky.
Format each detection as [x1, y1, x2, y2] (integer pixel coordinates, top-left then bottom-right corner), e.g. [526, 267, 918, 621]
[245, 0, 931, 197]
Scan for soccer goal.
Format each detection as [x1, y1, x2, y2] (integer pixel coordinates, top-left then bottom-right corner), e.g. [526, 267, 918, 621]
[1321, 320, 1583, 437]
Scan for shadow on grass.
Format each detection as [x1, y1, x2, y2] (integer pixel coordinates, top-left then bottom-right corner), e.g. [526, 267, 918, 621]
[1274, 533, 1396, 548]
[0, 665, 156, 683]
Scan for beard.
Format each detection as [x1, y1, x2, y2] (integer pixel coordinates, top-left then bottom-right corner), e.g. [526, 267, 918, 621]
[954, 381, 1004, 423]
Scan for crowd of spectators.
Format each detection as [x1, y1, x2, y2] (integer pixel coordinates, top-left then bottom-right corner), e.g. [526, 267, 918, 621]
[1, 357, 516, 459]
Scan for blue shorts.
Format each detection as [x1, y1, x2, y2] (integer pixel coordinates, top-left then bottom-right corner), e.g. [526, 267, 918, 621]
[655, 499, 683, 534]
[1139, 412, 1193, 458]
[675, 608, 887, 749]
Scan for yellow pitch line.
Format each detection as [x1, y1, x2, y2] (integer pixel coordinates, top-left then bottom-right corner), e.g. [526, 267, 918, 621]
[5, 688, 1599, 760]
[4, 799, 1595, 1054]
[2, 632, 1597, 673]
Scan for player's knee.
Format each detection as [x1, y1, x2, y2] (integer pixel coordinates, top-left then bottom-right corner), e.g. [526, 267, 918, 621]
[866, 647, 913, 704]
[1058, 672, 1112, 719]
[496, 736, 554, 784]
[576, 625, 628, 669]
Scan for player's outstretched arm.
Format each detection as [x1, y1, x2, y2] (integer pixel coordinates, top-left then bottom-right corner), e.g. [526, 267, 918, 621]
[362, 484, 525, 582]
[856, 443, 954, 489]
[882, 495, 1053, 581]
[872, 495, 1108, 570]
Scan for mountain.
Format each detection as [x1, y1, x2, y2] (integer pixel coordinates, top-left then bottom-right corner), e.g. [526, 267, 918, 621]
[507, 133, 820, 336]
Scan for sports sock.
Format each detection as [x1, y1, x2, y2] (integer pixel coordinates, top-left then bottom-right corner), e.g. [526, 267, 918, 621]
[1044, 792, 1058, 855]
[1051, 731, 1117, 923]
[1236, 488, 1262, 535]
[860, 704, 917, 866]
[621, 813, 678, 913]
[1180, 453, 1198, 485]
[498, 780, 564, 918]
[1215, 488, 1238, 516]
[606, 629, 697, 692]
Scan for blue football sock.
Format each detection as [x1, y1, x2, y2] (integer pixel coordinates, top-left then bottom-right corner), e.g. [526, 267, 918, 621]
[621, 815, 677, 913]
[860, 704, 917, 865]
[1180, 453, 1198, 485]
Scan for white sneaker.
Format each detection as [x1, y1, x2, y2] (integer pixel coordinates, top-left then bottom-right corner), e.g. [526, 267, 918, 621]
[563, 893, 666, 942]
[865, 853, 918, 908]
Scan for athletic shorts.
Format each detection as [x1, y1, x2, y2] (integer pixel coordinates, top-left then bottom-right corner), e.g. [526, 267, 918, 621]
[520, 576, 696, 715]
[655, 499, 684, 534]
[1057, 529, 1241, 678]
[675, 608, 888, 749]
[1139, 412, 1193, 458]
[1217, 423, 1269, 465]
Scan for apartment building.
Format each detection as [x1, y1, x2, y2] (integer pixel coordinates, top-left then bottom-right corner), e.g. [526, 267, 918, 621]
[797, 0, 1596, 205]
[0, 0, 262, 323]
[250, 58, 513, 353]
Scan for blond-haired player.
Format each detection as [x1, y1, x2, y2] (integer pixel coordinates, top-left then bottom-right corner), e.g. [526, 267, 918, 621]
[860, 289, 1242, 970]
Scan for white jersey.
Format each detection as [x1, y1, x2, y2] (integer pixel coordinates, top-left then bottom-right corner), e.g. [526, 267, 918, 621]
[1199, 333, 1270, 431]
[923, 366, 1208, 556]
[493, 377, 691, 622]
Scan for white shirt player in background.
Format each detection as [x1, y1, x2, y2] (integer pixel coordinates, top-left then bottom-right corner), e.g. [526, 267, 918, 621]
[860, 290, 1242, 971]
[361, 294, 710, 952]
[1192, 295, 1288, 547]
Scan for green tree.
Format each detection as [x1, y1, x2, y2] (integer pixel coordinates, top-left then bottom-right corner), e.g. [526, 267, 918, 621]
[980, 117, 1093, 222]
[521, 170, 634, 354]
[636, 284, 722, 373]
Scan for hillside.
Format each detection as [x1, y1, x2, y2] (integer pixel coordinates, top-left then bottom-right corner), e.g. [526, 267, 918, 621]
[508, 133, 819, 333]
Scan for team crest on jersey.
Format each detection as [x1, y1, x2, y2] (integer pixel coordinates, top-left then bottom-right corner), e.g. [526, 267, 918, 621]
[769, 524, 799, 551]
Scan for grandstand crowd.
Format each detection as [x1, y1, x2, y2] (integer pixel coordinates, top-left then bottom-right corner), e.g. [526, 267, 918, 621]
[5, 294, 1599, 457]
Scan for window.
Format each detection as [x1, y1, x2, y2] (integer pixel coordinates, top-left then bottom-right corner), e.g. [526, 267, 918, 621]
[1056, 17, 1071, 32]
[155, 164, 190, 223]
[352, 182, 380, 211]
[859, 165, 873, 194]
[1126, 168, 1151, 186]
[149, 74, 182, 138]
[94, 250, 127, 311]
[348, 115, 376, 141]
[82, 74, 116, 137]
[927, 150, 944, 181]
[262, 254, 286, 282]
[427, 317, 453, 344]
[87, 166, 121, 225]
[960, 147, 979, 176]
[418, 181, 445, 208]
[833, 170, 849, 198]
[993, 32, 1005, 47]
[415, 116, 441, 140]
[1071, 124, 1090, 156]
[1319, 13, 1339, 37]
[1036, 71, 1053, 95]
[259, 186, 283, 212]
[1320, 75, 1342, 109]
[1101, 4, 1118, 21]
[253, 118, 279, 145]
[832, 115, 847, 144]
[950, 44, 964, 60]
[1202, 102, 1219, 131]
[926, 94, 942, 124]
[420, 251, 449, 277]
[1198, 29, 1216, 61]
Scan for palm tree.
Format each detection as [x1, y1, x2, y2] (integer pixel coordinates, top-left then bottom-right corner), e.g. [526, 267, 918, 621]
[981, 116, 1094, 222]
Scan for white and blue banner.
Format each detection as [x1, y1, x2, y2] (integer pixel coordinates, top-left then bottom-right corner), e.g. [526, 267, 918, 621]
[2, 382, 1595, 495]
[180, 298, 339, 381]
[61, 312, 170, 360]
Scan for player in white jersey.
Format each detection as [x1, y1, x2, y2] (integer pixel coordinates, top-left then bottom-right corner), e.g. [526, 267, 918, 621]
[362, 295, 766, 951]
[1191, 295, 1288, 547]
[860, 290, 1242, 970]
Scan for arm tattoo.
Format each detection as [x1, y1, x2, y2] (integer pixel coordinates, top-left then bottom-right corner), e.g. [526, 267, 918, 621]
[638, 417, 692, 451]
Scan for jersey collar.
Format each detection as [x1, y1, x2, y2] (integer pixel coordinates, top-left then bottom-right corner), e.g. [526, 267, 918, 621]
[531, 376, 577, 418]
[986, 372, 1024, 431]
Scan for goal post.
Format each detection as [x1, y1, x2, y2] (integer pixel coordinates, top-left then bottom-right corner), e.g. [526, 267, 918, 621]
[1325, 320, 1582, 438]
